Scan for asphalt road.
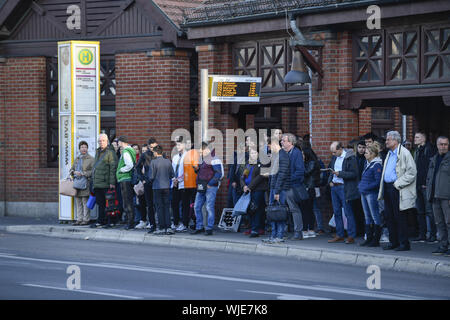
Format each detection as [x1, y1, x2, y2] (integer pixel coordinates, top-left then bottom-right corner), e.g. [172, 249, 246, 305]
[0, 232, 449, 301]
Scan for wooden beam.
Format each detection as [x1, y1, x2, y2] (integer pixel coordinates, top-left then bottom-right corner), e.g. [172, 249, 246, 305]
[295, 45, 324, 78]
[0, 0, 21, 27]
[31, 1, 46, 16]
[339, 85, 450, 110]
[187, 18, 286, 40]
[93, 0, 135, 36]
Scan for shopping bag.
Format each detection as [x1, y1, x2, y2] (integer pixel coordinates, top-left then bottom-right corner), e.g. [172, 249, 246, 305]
[232, 192, 251, 217]
[328, 208, 348, 230]
[59, 178, 77, 197]
[87, 194, 96, 210]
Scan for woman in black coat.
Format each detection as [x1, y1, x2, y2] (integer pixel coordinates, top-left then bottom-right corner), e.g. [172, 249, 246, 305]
[240, 149, 269, 238]
[302, 147, 321, 237]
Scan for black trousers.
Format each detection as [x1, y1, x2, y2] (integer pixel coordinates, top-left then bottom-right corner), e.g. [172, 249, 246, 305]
[120, 181, 135, 227]
[182, 188, 197, 227]
[171, 188, 183, 226]
[93, 188, 108, 225]
[172, 188, 197, 227]
[301, 188, 316, 231]
[351, 198, 366, 236]
[144, 182, 156, 227]
[154, 189, 171, 229]
[384, 182, 409, 247]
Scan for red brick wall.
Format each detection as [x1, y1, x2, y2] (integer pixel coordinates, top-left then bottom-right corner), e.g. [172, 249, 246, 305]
[311, 31, 358, 163]
[358, 107, 372, 137]
[115, 51, 190, 154]
[296, 106, 309, 138]
[197, 43, 237, 216]
[0, 57, 58, 203]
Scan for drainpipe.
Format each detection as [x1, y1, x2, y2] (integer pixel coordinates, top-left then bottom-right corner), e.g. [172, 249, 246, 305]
[308, 69, 313, 146]
[288, 15, 324, 47]
[402, 114, 407, 143]
[0, 57, 5, 217]
[287, 15, 322, 146]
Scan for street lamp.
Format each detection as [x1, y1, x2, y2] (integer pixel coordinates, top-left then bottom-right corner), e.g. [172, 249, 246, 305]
[284, 49, 311, 85]
[283, 15, 324, 145]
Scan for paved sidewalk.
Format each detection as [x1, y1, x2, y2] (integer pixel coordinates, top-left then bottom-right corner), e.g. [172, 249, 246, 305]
[1, 216, 449, 278]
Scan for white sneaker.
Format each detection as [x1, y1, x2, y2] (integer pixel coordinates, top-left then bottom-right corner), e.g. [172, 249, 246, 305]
[302, 231, 311, 239]
[176, 224, 187, 232]
[307, 230, 317, 238]
[135, 220, 146, 229]
[171, 223, 177, 230]
[380, 234, 389, 243]
[145, 222, 152, 229]
[153, 228, 165, 235]
[274, 238, 285, 243]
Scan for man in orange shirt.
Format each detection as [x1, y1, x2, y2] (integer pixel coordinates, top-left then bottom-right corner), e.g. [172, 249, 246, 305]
[181, 139, 200, 230]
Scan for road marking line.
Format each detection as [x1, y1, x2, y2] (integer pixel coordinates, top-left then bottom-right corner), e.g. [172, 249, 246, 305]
[239, 289, 331, 300]
[0, 253, 426, 300]
[22, 283, 143, 299]
[313, 285, 422, 300]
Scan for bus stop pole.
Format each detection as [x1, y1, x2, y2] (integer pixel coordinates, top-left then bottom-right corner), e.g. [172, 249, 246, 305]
[201, 69, 209, 143]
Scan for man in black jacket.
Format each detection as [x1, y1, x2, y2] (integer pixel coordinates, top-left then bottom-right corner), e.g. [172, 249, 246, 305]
[327, 142, 360, 244]
[413, 132, 437, 243]
[426, 136, 450, 256]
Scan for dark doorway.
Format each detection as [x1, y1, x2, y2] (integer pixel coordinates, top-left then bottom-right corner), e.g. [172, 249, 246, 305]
[254, 106, 282, 132]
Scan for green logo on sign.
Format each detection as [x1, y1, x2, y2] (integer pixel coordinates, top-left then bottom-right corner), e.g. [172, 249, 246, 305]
[78, 49, 93, 65]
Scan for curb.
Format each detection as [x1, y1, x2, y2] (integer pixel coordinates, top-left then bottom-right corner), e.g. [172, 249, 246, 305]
[4, 225, 450, 278]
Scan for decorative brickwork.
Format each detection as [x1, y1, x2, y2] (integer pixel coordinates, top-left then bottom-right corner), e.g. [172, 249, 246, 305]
[115, 51, 190, 154]
[0, 57, 58, 203]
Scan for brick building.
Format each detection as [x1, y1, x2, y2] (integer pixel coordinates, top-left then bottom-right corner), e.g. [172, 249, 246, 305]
[0, 0, 449, 219]
[0, 0, 202, 217]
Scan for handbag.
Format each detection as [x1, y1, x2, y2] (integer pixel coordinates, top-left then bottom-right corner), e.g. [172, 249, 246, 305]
[133, 180, 145, 196]
[59, 178, 77, 197]
[197, 179, 209, 193]
[87, 194, 96, 210]
[232, 192, 251, 217]
[73, 157, 88, 190]
[73, 176, 88, 190]
[266, 201, 289, 222]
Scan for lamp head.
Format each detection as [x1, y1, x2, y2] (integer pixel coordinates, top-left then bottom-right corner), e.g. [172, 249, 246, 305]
[284, 49, 311, 85]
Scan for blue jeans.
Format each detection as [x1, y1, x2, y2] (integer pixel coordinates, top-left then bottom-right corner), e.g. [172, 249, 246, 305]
[269, 189, 287, 239]
[331, 185, 356, 238]
[133, 196, 141, 223]
[361, 192, 381, 225]
[194, 186, 218, 231]
[227, 182, 239, 208]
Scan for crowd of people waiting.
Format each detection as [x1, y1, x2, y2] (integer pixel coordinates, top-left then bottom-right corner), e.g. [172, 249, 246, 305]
[69, 129, 450, 257]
